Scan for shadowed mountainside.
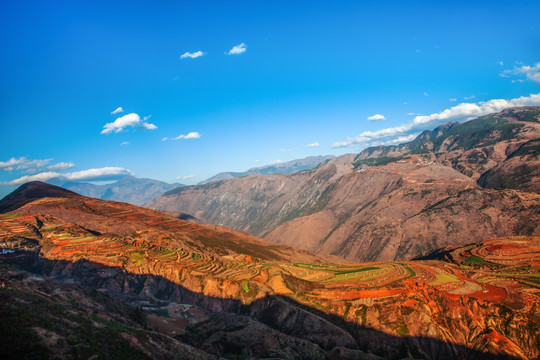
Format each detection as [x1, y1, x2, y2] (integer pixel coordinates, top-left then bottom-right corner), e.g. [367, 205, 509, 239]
[0, 182, 538, 359]
[145, 107, 540, 262]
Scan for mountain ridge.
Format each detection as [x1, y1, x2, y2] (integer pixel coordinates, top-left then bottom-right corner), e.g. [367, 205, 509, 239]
[146, 107, 540, 262]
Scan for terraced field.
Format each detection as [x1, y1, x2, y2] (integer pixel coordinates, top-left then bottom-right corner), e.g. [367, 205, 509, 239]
[0, 184, 539, 359]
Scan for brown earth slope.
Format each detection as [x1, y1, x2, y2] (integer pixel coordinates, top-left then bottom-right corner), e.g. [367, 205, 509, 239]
[0, 184, 539, 359]
[145, 107, 540, 262]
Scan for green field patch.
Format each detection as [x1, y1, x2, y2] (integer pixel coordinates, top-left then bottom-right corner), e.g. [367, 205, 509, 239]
[69, 237, 95, 243]
[130, 251, 145, 266]
[403, 266, 416, 277]
[334, 267, 379, 275]
[40, 226, 58, 231]
[1, 213, 21, 218]
[429, 274, 460, 286]
[241, 280, 249, 293]
[465, 255, 490, 264]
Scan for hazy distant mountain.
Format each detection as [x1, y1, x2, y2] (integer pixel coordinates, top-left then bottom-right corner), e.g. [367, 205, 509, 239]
[200, 155, 335, 184]
[49, 175, 183, 205]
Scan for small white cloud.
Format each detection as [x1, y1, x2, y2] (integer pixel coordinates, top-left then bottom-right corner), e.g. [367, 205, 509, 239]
[269, 159, 282, 165]
[367, 114, 386, 121]
[463, 95, 475, 100]
[278, 148, 293, 153]
[406, 112, 416, 116]
[161, 137, 168, 141]
[307, 142, 320, 147]
[140, 123, 157, 130]
[499, 61, 504, 66]
[254, 159, 260, 163]
[424, 92, 429, 96]
[111, 107, 124, 115]
[121, 142, 129, 146]
[500, 62, 540, 84]
[101, 113, 157, 134]
[227, 43, 247, 55]
[174, 132, 201, 140]
[403, 101, 408, 105]
[46, 162, 75, 171]
[449, 98, 457, 102]
[180, 51, 204, 59]
[4, 167, 133, 186]
[176, 175, 196, 180]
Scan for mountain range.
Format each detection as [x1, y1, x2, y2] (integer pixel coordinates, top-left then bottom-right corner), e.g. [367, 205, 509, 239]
[199, 155, 335, 184]
[48, 175, 184, 205]
[0, 181, 538, 359]
[145, 107, 540, 263]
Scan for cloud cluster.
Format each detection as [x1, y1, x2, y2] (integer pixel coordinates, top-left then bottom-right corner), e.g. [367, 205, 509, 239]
[101, 113, 157, 134]
[227, 43, 247, 55]
[332, 93, 540, 148]
[4, 167, 133, 186]
[307, 142, 320, 147]
[174, 132, 201, 140]
[180, 51, 204, 59]
[367, 114, 385, 121]
[0, 157, 75, 173]
[501, 62, 540, 84]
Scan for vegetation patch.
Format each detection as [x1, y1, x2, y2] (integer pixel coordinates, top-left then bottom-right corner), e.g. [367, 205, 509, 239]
[353, 156, 403, 169]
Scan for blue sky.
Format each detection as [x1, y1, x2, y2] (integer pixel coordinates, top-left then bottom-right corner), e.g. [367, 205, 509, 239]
[1, 0, 539, 197]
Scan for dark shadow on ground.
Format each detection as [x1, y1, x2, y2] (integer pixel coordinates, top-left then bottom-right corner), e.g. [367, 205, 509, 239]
[0, 249, 527, 360]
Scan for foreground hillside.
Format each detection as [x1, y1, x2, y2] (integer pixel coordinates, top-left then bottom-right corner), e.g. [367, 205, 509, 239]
[145, 107, 540, 262]
[1, 182, 539, 359]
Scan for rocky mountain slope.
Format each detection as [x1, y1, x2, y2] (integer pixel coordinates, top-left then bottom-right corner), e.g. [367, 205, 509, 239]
[0, 182, 538, 359]
[200, 155, 335, 184]
[48, 175, 184, 205]
[145, 107, 540, 262]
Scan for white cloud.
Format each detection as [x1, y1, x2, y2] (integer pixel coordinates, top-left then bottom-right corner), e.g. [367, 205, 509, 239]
[0, 157, 51, 171]
[307, 142, 320, 147]
[367, 114, 385, 121]
[464, 95, 475, 100]
[499, 61, 504, 66]
[269, 159, 283, 165]
[180, 51, 204, 59]
[120, 142, 129, 146]
[406, 112, 416, 116]
[424, 92, 429, 96]
[111, 107, 124, 115]
[331, 93, 540, 149]
[4, 167, 133, 186]
[500, 62, 540, 83]
[278, 148, 293, 152]
[174, 131, 201, 140]
[0, 157, 78, 174]
[254, 159, 260, 163]
[161, 137, 168, 141]
[101, 113, 157, 134]
[449, 98, 457, 102]
[140, 123, 157, 130]
[176, 175, 196, 180]
[227, 43, 247, 55]
[46, 162, 75, 171]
